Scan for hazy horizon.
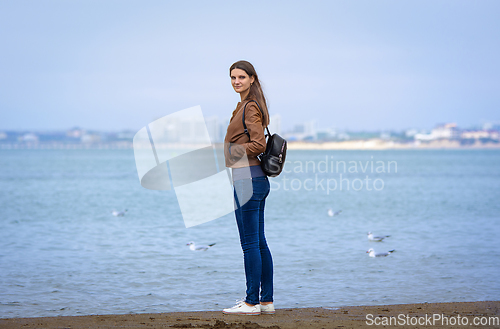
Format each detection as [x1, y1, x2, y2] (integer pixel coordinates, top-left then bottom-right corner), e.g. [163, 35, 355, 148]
[0, 118, 494, 135]
[1, 1, 499, 132]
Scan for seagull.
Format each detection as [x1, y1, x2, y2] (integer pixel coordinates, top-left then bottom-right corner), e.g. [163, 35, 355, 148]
[186, 241, 216, 251]
[328, 209, 342, 217]
[112, 209, 128, 217]
[366, 248, 395, 257]
[367, 232, 390, 242]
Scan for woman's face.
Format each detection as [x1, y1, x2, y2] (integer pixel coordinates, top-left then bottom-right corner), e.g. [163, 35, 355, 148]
[230, 68, 255, 95]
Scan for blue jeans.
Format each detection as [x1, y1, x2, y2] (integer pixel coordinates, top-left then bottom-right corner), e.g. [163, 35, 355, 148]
[233, 176, 273, 305]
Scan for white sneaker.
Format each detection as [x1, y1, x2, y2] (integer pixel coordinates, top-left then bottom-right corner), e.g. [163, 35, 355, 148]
[223, 299, 261, 315]
[260, 303, 275, 314]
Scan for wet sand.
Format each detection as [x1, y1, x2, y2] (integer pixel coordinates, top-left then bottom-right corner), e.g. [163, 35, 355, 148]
[1, 301, 499, 329]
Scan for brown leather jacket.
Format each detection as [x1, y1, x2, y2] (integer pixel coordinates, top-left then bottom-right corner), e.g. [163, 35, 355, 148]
[224, 99, 267, 168]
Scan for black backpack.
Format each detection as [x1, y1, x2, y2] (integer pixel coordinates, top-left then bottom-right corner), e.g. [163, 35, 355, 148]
[242, 100, 287, 177]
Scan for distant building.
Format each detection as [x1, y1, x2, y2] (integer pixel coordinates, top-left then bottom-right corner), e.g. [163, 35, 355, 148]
[285, 120, 316, 141]
[81, 134, 101, 144]
[19, 133, 39, 143]
[116, 130, 136, 140]
[67, 127, 85, 138]
[219, 119, 229, 143]
[482, 122, 500, 131]
[461, 130, 499, 140]
[304, 121, 316, 139]
[0, 132, 7, 140]
[205, 116, 221, 143]
[405, 129, 419, 138]
[434, 123, 460, 139]
[316, 128, 337, 141]
[268, 114, 281, 135]
[146, 114, 210, 144]
[414, 123, 459, 141]
[336, 132, 350, 140]
[380, 132, 391, 140]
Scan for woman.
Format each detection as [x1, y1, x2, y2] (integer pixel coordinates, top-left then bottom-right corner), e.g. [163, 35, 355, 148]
[222, 60, 274, 315]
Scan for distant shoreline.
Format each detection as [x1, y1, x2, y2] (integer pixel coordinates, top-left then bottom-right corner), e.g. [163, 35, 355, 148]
[1, 139, 500, 150]
[1, 301, 498, 329]
[288, 139, 500, 150]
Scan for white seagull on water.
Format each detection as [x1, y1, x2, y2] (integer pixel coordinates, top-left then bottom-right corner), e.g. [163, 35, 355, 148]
[112, 209, 128, 217]
[366, 248, 395, 257]
[187, 241, 216, 251]
[367, 232, 390, 242]
[327, 209, 342, 217]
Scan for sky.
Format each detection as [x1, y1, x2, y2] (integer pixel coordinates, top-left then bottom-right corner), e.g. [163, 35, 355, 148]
[0, 0, 499, 132]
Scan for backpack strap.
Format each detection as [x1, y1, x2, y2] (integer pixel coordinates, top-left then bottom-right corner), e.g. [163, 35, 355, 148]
[242, 100, 271, 139]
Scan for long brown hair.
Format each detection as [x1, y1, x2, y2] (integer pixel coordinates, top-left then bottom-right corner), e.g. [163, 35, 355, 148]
[229, 60, 270, 127]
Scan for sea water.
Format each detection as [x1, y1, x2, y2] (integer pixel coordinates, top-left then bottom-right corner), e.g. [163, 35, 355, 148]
[0, 149, 499, 318]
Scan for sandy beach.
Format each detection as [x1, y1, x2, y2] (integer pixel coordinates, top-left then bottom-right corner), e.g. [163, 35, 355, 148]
[1, 301, 498, 329]
[287, 139, 500, 150]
